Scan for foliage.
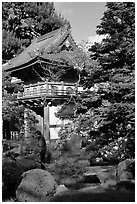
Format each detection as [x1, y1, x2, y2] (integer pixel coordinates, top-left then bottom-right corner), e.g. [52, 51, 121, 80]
[2, 71, 39, 136]
[47, 157, 87, 187]
[26, 109, 39, 136]
[57, 49, 101, 140]
[40, 45, 95, 83]
[2, 2, 65, 62]
[88, 2, 135, 158]
[2, 162, 23, 200]
[88, 135, 135, 166]
[59, 2, 135, 160]
[2, 3, 67, 136]
[19, 138, 39, 158]
[2, 158, 40, 200]
[126, 159, 135, 178]
[2, 71, 24, 130]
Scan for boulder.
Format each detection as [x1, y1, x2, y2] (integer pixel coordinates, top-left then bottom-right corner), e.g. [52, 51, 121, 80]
[16, 169, 57, 202]
[97, 168, 117, 185]
[54, 185, 68, 196]
[69, 133, 82, 155]
[62, 177, 78, 188]
[85, 166, 117, 185]
[117, 159, 134, 182]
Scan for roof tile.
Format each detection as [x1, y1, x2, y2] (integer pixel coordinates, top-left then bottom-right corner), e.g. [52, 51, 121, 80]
[3, 25, 76, 71]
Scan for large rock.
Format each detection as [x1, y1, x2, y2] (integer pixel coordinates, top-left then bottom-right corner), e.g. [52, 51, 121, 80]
[85, 166, 117, 185]
[69, 133, 82, 155]
[116, 159, 135, 193]
[117, 159, 134, 182]
[16, 169, 57, 202]
[54, 185, 68, 196]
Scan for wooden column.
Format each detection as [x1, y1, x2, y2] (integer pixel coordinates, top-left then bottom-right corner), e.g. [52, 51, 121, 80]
[43, 104, 50, 144]
[24, 108, 29, 139]
[61, 119, 64, 127]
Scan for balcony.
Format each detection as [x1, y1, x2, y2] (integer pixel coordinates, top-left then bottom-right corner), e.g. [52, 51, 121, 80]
[17, 81, 84, 100]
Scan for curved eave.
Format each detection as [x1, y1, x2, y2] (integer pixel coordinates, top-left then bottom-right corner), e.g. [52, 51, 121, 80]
[2, 26, 70, 72]
[4, 56, 72, 74]
[3, 57, 39, 72]
[2, 25, 77, 74]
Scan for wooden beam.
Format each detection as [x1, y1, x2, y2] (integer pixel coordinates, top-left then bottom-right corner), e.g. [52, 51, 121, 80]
[24, 108, 29, 139]
[43, 105, 50, 143]
[32, 67, 45, 81]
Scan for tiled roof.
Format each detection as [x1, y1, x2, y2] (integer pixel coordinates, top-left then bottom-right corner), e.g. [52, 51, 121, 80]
[3, 25, 76, 71]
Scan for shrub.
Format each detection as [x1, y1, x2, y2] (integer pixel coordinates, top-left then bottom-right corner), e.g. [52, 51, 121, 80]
[47, 157, 87, 187]
[2, 162, 24, 200]
[85, 142, 99, 152]
[20, 138, 40, 157]
[60, 141, 71, 153]
[2, 158, 40, 200]
[87, 136, 135, 166]
[81, 138, 91, 148]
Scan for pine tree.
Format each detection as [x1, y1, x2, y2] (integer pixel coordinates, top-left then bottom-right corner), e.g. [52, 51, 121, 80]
[86, 2, 135, 158]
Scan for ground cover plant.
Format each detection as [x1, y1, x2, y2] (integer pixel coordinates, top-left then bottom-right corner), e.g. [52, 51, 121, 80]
[47, 156, 87, 188]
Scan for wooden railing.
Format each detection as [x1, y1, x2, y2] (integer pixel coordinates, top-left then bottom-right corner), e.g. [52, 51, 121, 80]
[17, 81, 84, 99]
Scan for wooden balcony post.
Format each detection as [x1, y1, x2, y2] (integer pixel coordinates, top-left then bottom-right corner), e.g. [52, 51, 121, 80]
[61, 119, 64, 127]
[43, 103, 50, 144]
[24, 108, 29, 139]
[61, 81, 64, 95]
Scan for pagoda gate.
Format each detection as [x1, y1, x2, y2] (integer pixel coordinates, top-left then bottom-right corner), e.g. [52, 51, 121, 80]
[3, 25, 84, 142]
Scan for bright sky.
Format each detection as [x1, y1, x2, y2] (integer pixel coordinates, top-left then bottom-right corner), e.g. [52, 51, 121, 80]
[54, 2, 106, 44]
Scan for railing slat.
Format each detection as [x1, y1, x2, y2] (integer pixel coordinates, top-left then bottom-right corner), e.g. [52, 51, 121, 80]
[17, 81, 83, 99]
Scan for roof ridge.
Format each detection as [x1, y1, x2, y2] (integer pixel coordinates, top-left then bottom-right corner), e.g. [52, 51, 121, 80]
[36, 24, 70, 43]
[37, 27, 62, 43]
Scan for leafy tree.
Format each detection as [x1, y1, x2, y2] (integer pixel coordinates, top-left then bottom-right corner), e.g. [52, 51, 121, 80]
[56, 48, 101, 139]
[2, 71, 40, 139]
[2, 2, 65, 62]
[47, 44, 100, 83]
[59, 2, 135, 160]
[2, 71, 24, 139]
